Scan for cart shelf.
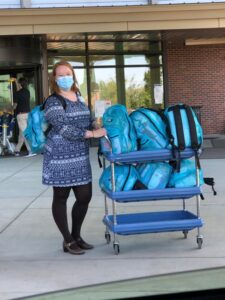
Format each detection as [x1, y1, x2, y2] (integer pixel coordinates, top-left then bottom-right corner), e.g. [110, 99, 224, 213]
[103, 210, 203, 235]
[101, 147, 203, 254]
[102, 186, 201, 202]
[103, 148, 198, 163]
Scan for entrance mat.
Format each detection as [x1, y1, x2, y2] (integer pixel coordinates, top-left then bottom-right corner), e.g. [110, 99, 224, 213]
[212, 139, 225, 148]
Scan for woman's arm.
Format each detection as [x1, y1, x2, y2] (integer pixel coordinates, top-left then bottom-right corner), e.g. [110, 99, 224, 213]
[44, 96, 88, 140]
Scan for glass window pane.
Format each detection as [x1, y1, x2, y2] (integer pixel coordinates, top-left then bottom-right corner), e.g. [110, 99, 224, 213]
[125, 66, 163, 110]
[47, 42, 85, 53]
[121, 32, 161, 40]
[90, 67, 117, 121]
[123, 42, 150, 52]
[88, 34, 115, 40]
[89, 55, 115, 66]
[75, 68, 88, 103]
[0, 75, 12, 112]
[123, 41, 162, 52]
[48, 56, 86, 68]
[124, 55, 149, 66]
[88, 42, 115, 52]
[47, 33, 85, 40]
[124, 54, 162, 66]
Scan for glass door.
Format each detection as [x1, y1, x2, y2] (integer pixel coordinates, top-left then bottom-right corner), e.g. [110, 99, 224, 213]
[0, 67, 41, 143]
[0, 74, 14, 113]
[0, 67, 40, 114]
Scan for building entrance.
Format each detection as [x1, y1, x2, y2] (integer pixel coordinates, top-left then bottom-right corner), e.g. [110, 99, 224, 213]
[0, 67, 41, 113]
[0, 67, 41, 155]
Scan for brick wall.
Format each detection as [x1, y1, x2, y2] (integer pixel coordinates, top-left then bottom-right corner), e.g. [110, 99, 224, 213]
[164, 40, 225, 135]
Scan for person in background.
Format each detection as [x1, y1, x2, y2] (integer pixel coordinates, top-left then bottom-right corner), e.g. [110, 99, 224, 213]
[14, 77, 36, 157]
[42, 61, 106, 255]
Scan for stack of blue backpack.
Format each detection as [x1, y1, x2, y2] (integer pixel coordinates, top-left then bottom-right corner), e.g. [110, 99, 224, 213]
[99, 103, 216, 195]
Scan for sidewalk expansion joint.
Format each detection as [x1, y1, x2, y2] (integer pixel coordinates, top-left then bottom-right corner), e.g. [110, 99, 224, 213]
[0, 186, 49, 234]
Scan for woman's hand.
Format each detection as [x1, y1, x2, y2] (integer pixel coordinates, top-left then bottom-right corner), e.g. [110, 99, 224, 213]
[93, 128, 107, 138]
[85, 128, 107, 139]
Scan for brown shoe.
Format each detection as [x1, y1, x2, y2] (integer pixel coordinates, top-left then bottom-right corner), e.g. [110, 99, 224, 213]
[63, 241, 85, 255]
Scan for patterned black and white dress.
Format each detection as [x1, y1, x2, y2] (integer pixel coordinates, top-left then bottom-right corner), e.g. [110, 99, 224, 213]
[42, 94, 93, 187]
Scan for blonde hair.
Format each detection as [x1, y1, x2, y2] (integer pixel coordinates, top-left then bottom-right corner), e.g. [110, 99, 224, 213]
[50, 61, 79, 94]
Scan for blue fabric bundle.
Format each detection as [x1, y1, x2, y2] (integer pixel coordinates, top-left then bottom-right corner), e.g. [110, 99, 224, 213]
[101, 104, 137, 154]
[99, 165, 139, 192]
[168, 159, 204, 188]
[137, 162, 172, 189]
[130, 108, 169, 150]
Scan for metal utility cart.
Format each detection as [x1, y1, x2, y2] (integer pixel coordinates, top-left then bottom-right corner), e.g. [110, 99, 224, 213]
[101, 148, 203, 255]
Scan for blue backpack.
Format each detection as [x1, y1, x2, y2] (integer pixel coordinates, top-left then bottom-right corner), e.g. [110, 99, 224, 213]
[99, 165, 140, 192]
[164, 103, 203, 171]
[101, 104, 137, 154]
[130, 108, 169, 150]
[137, 162, 172, 189]
[23, 93, 66, 154]
[164, 104, 203, 151]
[168, 159, 204, 188]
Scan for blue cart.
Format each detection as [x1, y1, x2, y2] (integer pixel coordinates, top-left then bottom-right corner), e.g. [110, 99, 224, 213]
[101, 149, 203, 255]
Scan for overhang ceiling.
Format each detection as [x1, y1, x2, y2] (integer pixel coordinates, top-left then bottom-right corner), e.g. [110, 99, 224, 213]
[46, 28, 225, 53]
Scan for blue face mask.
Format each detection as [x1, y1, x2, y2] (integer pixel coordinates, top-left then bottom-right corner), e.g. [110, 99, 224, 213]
[56, 76, 74, 91]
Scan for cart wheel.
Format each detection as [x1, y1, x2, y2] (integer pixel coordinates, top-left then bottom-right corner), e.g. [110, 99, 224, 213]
[113, 243, 120, 255]
[197, 236, 203, 249]
[105, 232, 111, 244]
[183, 230, 188, 239]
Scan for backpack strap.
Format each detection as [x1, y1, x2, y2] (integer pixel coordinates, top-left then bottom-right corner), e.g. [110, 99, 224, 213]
[160, 109, 176, 156]
[204, 177, 217, 196]
[52, 93, 67, 110]
[185, 105, 199, 150]
[41, 93, 66, 110]
[173, 105, 185, 151]
[200, 177, 217, 200]
[185, 105, 201, 169]
[166, 105, 185, 172]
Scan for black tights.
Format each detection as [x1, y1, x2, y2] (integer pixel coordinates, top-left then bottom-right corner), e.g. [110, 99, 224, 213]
[52, 182, 92, 243]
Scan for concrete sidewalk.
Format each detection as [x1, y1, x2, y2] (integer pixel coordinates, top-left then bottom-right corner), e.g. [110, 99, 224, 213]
[0, 148, 225, 300]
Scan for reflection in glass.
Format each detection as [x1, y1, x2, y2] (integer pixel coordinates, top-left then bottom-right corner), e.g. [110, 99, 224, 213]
[125, 66, 163, 110]
[89, 55, 115, 66]
[47, 34, 164, 115]
[90, 67, 117, 121]
[28, 81, 36, 109]
[75, 68, 88, 103]
[124, 55, 149, 66]
[0, 74, 12, 112]
[47, 42, 85, 52]
[123, 42, 150, 52]
[47, 33, 85, 40]
[88, 42, 115, 52]
[48, 56, 86, 68]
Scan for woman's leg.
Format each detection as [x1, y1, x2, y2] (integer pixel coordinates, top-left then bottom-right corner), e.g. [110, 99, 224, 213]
[15, 114, 26, 152]
[52, 186, 73, 243]
[71, 182, 92, 240]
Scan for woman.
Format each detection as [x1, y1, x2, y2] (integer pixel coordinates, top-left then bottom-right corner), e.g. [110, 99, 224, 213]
[42, 61, 106, 255]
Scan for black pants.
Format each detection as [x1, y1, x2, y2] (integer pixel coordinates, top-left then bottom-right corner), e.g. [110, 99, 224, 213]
[52, 182, 92, 243]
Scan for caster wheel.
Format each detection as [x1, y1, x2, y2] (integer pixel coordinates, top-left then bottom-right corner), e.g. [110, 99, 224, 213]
[105, 232, 111, 244]
[113, 243, 120, 255]
[183, 230, 188, 239]
[197, 236, 203, 249]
